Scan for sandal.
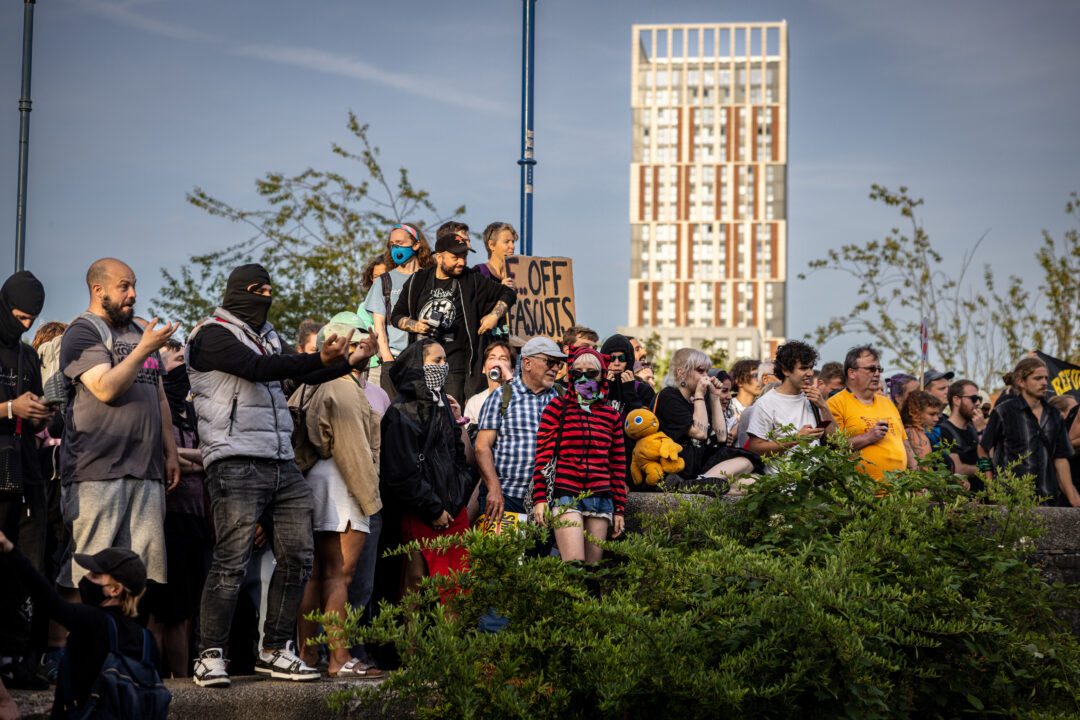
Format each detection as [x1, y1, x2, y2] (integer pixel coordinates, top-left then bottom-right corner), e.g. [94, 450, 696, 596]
[330, 657, 386, 679]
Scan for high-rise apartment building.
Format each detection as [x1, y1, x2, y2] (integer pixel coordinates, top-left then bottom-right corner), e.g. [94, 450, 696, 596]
[619, 22, 788, 361]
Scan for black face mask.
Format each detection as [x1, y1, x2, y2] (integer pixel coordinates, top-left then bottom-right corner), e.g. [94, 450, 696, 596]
[78, 576, 109, 607]
[0, 271, 44, 348]
[163, 364, 190, 412]
[221, 263, 273, 330]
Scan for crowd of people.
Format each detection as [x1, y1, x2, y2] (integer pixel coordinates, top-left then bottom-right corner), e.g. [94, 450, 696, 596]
[0, 217, 1077, 719]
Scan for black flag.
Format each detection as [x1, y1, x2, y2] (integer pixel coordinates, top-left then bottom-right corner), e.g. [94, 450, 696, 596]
[1035, 351, 1080, 400]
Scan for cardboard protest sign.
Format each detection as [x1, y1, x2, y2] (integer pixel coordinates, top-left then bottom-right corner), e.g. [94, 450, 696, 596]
[1037, 351, 1080, 400]
[504, 256, 576, 341]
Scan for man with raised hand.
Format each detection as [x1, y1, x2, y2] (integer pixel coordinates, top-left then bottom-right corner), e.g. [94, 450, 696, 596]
[59, 259, 179, 600]
[186, 264, 376, 688]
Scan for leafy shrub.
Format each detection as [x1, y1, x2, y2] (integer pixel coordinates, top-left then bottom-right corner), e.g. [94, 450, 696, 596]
[312, 439, 1080, 719]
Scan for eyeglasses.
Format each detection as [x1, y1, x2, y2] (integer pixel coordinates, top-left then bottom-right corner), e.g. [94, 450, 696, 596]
[857, 365, 884, 374]
[963, 394, 983, 404]
[609, 353, 628, 362]
[570, 369, 601, 381]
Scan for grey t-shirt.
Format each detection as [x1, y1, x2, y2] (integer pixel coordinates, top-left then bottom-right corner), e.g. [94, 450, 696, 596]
[59, 317, 164, 483]
[363, 269, 410, 357]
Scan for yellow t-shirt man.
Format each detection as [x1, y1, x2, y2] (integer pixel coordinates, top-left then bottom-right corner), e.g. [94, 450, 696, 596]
[827, 390, 907, 481]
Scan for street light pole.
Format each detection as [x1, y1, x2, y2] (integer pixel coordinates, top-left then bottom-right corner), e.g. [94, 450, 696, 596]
[517, 0, 537, 257]
[14, 0, 36, 272]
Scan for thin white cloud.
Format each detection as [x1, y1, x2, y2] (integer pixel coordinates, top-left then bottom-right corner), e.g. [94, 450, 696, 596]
[75, 0, 220, 43]
[232, 43, 515, 117]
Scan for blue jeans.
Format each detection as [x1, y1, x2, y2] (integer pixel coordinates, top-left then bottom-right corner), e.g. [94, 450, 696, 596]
[199, 458, 314, 653]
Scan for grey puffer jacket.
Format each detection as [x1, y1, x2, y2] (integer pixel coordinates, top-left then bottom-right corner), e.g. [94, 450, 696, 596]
[185, 308, 293, 467]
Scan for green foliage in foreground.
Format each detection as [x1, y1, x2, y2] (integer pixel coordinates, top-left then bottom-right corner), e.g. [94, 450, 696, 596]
[312, 441, 1080, 719]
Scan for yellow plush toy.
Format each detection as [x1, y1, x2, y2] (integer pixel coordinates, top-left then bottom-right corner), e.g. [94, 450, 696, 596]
[624, 408, 685, 486]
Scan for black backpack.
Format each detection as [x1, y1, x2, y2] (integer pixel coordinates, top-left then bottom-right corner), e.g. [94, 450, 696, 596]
[77, 615, 171, 720]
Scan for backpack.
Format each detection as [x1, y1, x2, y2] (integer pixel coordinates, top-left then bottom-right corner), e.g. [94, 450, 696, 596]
[288, 384, 319, 473]
[42, 312, 127, 414]
[76, 615, 171, 720]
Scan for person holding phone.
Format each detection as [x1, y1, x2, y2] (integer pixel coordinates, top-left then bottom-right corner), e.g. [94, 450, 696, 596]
[747, 341, 837, 473]
[827, 345, 914, 485]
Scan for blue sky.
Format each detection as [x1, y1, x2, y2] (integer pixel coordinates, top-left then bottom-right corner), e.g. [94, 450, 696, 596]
[1, 0, 1077, 366]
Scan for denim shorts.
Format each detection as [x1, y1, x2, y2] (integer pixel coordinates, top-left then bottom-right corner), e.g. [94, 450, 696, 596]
[550, 495, 614, 523]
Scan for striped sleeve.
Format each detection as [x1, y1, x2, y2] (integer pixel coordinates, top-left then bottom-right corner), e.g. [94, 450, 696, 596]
[607, 408, 628, 515]
[532, 398, 562, 505]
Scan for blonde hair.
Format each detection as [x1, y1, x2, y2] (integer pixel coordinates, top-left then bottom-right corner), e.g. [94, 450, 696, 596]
[119, 588, 143, 618]
[663, 348, 710, 389]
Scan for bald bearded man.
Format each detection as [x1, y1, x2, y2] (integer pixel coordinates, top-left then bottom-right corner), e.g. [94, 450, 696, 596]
[58, 258, 181, 594]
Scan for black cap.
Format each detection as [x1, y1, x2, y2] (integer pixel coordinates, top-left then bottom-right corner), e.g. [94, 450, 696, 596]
[74, 548, 147, 595]
[921, 369, 955, 385]
[434, 234, 471, 256]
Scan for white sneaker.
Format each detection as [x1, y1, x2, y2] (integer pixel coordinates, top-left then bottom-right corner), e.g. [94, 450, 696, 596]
[193, 648, 230, 688]
[255, 641, 320, 681]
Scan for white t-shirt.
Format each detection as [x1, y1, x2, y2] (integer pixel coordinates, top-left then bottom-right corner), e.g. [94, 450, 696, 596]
[464, 387, 495, 424]
[746, 389, 820, 472]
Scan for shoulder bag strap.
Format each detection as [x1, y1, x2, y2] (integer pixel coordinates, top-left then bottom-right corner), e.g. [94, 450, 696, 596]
[381, 272, 393, 315]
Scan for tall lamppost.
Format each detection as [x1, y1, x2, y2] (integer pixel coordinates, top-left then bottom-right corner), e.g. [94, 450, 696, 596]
[14, 0, 36, 272]
[517, 0, 537, 256]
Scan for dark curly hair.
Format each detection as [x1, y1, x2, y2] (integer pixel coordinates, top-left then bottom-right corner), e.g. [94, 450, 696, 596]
[899, 390, 944, 428]
[774, 340, 819, 381]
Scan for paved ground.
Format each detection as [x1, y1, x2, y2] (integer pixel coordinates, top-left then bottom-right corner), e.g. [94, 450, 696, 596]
[9, 674, 413, 719]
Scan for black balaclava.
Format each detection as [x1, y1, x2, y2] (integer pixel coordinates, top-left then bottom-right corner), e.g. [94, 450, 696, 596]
[0, 271, 45, 347]
[221, 264, 272, 330]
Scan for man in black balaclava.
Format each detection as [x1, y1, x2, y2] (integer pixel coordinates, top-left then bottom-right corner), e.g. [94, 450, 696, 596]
[0, 270, 54, 689]
[185, 263, 378, 689]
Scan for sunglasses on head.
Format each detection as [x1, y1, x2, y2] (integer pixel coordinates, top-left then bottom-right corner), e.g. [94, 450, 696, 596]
[570, 369, 601, 381]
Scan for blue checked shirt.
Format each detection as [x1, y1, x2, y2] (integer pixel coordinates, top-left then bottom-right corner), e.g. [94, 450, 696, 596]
[477, 375, 560, 501]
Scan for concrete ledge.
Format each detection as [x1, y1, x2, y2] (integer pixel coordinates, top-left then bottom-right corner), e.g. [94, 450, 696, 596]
[10, 674, 411, 720]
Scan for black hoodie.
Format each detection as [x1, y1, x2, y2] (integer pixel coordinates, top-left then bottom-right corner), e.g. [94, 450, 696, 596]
[600, 334, 655, 420]
[0, 271, 45, 485]
[379, 339, 475, 522]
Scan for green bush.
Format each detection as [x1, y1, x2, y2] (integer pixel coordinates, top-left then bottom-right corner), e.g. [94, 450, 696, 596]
[312, 439, 1080, 719]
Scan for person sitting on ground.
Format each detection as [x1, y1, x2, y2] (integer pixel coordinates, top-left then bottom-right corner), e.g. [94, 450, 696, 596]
[758, 359, 778, 387]
[380, 339, 475, 600]
[736, 381, 780, 451]
[707, 369, 739, 445]
[654, 348, 761, 494]
[0, 534, 161, 719]
[293, 316, 385, 679]
[747, 340, 838, 473]
[554, 326, 600, 390]
[531, 348, 625, 563]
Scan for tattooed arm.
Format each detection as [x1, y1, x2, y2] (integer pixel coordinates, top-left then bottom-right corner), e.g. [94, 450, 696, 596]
[477, 300, 509, 335]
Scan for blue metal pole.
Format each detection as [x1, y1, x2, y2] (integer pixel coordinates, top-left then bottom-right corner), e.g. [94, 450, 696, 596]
[518, 0, 537, 257]
[15, 0, 36, 273]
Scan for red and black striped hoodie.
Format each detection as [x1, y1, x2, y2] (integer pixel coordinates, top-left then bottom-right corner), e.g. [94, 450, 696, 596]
[532, 348, 627, 515]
